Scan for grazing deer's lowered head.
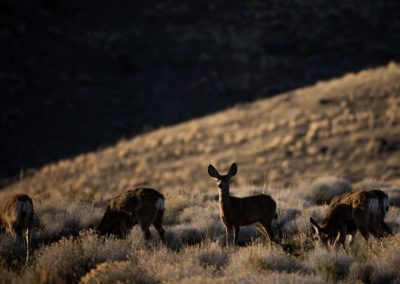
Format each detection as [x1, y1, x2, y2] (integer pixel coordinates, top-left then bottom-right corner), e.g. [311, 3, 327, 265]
[310, 204, 357, 249]
[0, 194, 34, 264]
[97, 187, 166, 243]
[208, 163, 277, 245]
[310, 189, 392, 249]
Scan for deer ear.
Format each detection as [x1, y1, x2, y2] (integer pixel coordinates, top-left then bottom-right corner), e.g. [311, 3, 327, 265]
[309, 217, 320, 231]
[228, 163, 237, 177]
[208, 164, 220, 179]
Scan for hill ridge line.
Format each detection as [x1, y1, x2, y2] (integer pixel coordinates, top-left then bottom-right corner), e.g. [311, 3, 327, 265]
[1, 63, 399, 201]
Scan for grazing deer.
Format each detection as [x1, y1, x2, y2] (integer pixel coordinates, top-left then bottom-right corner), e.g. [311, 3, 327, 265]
[310, 189, 391, 248]
[310, 203, 357, 248]
[97, 187, 165, 242]
[0, 194, 34, 264]
[208, 163, 277, 245]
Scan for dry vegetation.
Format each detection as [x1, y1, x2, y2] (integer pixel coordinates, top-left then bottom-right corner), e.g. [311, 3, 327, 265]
[1, 178, 400, 283]
[1, 64, 400, 283]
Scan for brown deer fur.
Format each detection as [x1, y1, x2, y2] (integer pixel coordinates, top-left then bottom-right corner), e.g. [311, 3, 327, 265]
[0, 194, 34, 264]
[310, 189, 391, 248]
[208, 163, 277, 245]
[97, 187, 165, 242]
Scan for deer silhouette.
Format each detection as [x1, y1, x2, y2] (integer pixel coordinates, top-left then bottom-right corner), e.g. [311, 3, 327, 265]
[97, 187, 165, 242]
[208, 163, 277, 245]
[0, 194, 34, 264]
[310, 189, 392, 248]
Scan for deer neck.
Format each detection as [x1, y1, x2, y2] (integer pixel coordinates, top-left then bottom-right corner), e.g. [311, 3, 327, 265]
[219, 187, 234, 222]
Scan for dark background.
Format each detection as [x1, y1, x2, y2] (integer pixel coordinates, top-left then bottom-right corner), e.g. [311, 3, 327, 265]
[1, 0, 400, 186]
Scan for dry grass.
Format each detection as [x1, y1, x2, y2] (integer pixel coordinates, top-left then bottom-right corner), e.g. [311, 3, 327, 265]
[1, 177, 400, 283]
[81, 261, 156, 284]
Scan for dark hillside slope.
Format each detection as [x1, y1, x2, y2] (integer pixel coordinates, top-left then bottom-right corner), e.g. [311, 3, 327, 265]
[1, 0, 400, 182]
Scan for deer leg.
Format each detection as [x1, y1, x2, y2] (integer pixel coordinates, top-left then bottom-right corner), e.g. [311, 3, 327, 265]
[353, 207, 370, 241]
[331, 233, 340, 251]
[333, 227, 347, 251]
[256, 220, 275, 244]
[137, 206, 157, 242]
[234, 225, 240, 244]
[374, 219, 392, 238]
[153, 209, 166, 243]
[138, 219, 152, 241]
[225, 225, 234, 246]
[382, 221, 392, 236]
[348, 230, 356, 247]
[119, 218, 129, 238]
[255, 223, 268, 241]
[338, 226, 347, 249]
[369, 216, 385, 239]
[14, 227, 26, 262]
[25, 228, 30, 265]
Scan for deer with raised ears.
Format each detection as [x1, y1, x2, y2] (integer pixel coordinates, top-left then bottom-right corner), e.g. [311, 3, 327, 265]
[0, 194, 34, 264]
[208, 163, 278, 245]
[97, 187, 166, 243]
[310, 189, 392, 249]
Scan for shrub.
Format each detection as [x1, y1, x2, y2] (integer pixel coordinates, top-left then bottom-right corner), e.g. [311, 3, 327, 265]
[347, 261, 374, 283]
[308, 248, 353, 281]
[192, 242, 229, 269]
[80, 261, 156, 284]
[369, 234, 400, 283]
[308, 177, 353, 205]
[135, 245, 215, 282]
[33, 200, 103, 244]
[167, 204, 226, 247]
[23, 231, 132, 283]
[0, 234, 24, 267]
[300, 177, 353, 206]
[226, 244, 305, 274]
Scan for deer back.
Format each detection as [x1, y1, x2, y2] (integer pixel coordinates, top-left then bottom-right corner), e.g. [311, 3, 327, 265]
[98, 187, 164, 235]
[109, 187, 164, 213]
[329, 190, 388, 218]
[229, 194, 276, 226]
[0, 194, 33, 236]
[321, 203, 355, 233]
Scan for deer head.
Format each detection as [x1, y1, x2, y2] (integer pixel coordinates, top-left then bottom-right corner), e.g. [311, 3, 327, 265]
[309, 217, 330, 246]
[208, 163, 237, 192]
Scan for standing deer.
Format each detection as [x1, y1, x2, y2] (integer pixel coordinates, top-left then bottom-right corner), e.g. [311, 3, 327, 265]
[0, 194, 34, 264]
[97, 187, 165, 242]
[310, 189, 391, 248]
[208, 163, 277, 245]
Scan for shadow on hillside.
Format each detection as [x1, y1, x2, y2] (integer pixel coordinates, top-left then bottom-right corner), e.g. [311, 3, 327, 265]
[1, 0, 400, 186]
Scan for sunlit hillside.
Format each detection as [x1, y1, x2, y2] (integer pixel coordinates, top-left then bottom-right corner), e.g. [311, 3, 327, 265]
[1, 63, 400, 283]
[1, 63, 399, 201]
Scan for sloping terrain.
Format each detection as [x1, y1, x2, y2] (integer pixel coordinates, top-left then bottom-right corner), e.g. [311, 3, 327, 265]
[1, 64, 400, 284]
[1, 63, 399, 202]
[2, 0, 400, 181]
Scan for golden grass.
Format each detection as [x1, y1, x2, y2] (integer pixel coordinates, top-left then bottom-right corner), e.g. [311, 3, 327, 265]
[1, 178, 400, 283]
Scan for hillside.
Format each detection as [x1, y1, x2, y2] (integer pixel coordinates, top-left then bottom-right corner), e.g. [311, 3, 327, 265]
[2, 0, 400, 181]
[1, 62, 399, 202]
[1, 64, 400, 284]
